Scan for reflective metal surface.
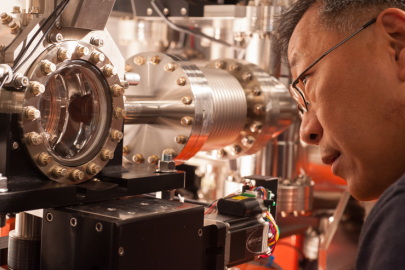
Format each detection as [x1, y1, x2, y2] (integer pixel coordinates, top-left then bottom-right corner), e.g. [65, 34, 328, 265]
[15, 212, 42, 240]
[277, 176, 314, 214]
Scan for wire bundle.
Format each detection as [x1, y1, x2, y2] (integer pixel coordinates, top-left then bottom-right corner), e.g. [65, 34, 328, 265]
[264, 211, 279, 257]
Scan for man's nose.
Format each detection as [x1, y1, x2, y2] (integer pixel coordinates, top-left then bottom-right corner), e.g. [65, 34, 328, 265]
[300, 110, 323, 145]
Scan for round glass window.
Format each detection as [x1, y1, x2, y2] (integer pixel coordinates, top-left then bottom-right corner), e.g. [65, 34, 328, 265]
[39, 60, 111, 166]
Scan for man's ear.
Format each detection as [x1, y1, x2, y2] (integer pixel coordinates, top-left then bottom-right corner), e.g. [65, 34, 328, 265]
[379, 8, 405, 81]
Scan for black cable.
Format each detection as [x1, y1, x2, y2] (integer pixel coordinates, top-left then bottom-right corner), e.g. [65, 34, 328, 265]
[14, 0, 71, 73]
[142, 193, 210, 206]
[150, 0, 245, 51]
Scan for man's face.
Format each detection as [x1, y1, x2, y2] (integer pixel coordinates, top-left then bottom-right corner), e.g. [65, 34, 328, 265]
[288, 5, 405, 200]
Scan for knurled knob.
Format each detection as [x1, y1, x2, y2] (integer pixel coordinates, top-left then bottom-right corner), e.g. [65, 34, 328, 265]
[25, 106, 41, 121]
[114, 107, 127, 119]
[38, 152, 52, 167]
[75, 45, 89, 57]
[70, 169, 84, 181]
[100, 149, 114, 161]
[110, 129, 123, 141]
[52, 166, 67, 179]
[91, 52, 105, 64]
[87, 163, 101, 175]
[26, 132, 43, 146]
[103, 65, 117, 77]
[29, 81, 45, 96]
[41, 60, 56, 75]
[110, 84, 125, 97]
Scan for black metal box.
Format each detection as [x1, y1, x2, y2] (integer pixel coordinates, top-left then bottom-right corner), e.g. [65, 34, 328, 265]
[41, 196, 204, 270]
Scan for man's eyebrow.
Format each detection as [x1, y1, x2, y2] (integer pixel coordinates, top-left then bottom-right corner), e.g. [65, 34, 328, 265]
[289, 52, 300, 73]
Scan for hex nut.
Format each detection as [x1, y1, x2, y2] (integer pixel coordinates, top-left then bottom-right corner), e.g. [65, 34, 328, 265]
[123, 146, 130, 155]
[25, 106, 41, 121]
[57, 48, 72, 62]
[253, 104, 265, 115]
[114, 107, 127, 119]
[181, 116, 193, 126]
[249, 121, 263, 132]
[164, 63, 175, 72]
[9, 22, 20, 34]
[103, 65, 117, 77]
[174, 135, 186, 144]
[70, 169, 84, 181]
[29, 81, 45, 96]
[86, 163, 101, 175]
[110, 129, 124, 141]
[149, 55, 160, 65]
[91, 52, 105, 64]
[75, 45, 89, 57]
[100, 149, 114, 161]
[38, 152, 52, 167]
[52, 166, 68, 179]
[110, 84, 125, 97]
[41, 60, 56, 75]
[26, 132, 42, 146]
[90, 36, 104, 47]
[181, 96, 192, 105]
[132, 154, 144, 163]
[134, 56, 145, 65]
[177, 77, 186, 86]
[1, 13, 12, 24]
[148, 155, 158, 164]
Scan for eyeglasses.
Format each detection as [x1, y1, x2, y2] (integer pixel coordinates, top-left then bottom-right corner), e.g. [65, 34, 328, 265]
[289, 18, 377, 118]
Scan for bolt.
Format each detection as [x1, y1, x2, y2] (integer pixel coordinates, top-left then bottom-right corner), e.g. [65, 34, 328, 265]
[12, 141, 19, 150]
[26, 132, 42, 146]
[70, 169, 84, 181]
[164, 63, 175, 72]
[113, 107, 126, 119]
[229, 63, 240, 72]
[41, 60, 56, 75]
[174, 135, 186, 144]
[215, 61, 225, 69]
[217, 149, 227, 158]
[253, 104, 265, 115]
[48, 33, 63, 43]
[125, 63, 132, 72]
[103, 65, 117, 77]
[75, 45, 89, 57]
[181, 96, 192, 105]
[148, 155, 158, 164]
[90, 36, 104, 47]
[123, 146, 130, 155]
[86, 163, 101, 175]
[149, 55, 160, 65]
[280, 211, 287, 218]
[0, 45, 5, 50]
[29, 81, 45, 96]
[91, 51, 105, 64]
[12, 6, 21, 13]
[241, 136, 255, 146]
[163, 8, 169, 15]
[14, 74, 29, 88]
[57, 48, 71, 62]
[230, 145, 242, 155]
[119, 247, 125, 256]
[100, 149, 114, 161]
[121, 80, 129, 89]
[132, 154, 143, 163]
[180, 7, 187, 15]
[110, 84, 125, 97]
[9, 22, 20, 34]
[252, 87, 261, 96]
[134, 56, 145, 65]
[1, 13, 12, 24]
[242, 72, 253, 82]
[52, 166, 68, 179]
[177, 77, 186, 86]
[293, 211, 299, 217]
[38, 152, 52, 167]
[181, 116, 193, 126]
[249, 121, 263, 132]
[146, 8, 153, 15]
[24, 106, 41, 121]
[110, 129, 123, 141]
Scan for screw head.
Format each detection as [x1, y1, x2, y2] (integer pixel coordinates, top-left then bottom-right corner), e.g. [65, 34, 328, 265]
[57, 48, 72, 62]
[14, 74, 29, 88]
[148, 155, 158, 164]
[215, 61, 225, 69]
[25, 106, 41, 121]
[133, 154, 144, 163]
[181, 116, 193, 126]
[103, 65, 118, 77]
[29, 81, 45, 96]
[26, 132, 43, 146]
[177, 77, 186, 86]
[70, 169, 84, 181]
[181, 96, 192, 105]
[146, 8, 153, 15]
[91, 52, 105, 64]
[134, 56, 145, 65]
[41, 60, 56, 75]
[174, 135, 186, 144]
[91, 36, 104, 47]
[114, 107, 127, 119]
[38, 152, 52, 167]
[242, 72, 253, 82]
[164, 63, 175, 72]
[230, 145, 242, 155]
[75, 45, 89, 57]
[110, 129, 124, 141]
[252, 87, 262, 96]
[100, 149, 114, 161]
[123, 146, 130, 155]
[12, 141, 19, 150]
[229, 63, 240, 72]
[110, 84, 125, 97]
[149, 55, 160, 65]
[241, 136, 255, 146]
[253, 104, 265, 115]
[249, 121, 263, 132]
[52, 166, 68, 179]
[180, 7, 187, 15]
[87, 163, 101, 175]
[48, 33, 63, 43]
[163, 8, 169, 15]
[217, 149, 227, 158]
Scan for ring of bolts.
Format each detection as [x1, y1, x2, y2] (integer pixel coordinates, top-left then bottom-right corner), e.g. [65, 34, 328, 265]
[21, 37, 126, 183]
[129, 55, 194, 164]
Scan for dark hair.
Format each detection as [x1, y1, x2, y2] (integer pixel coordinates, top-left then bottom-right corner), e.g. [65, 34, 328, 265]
[272, 0, 405, 66]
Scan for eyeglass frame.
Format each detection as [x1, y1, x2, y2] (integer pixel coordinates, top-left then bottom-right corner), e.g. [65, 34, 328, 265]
[289, 18, 377, 118]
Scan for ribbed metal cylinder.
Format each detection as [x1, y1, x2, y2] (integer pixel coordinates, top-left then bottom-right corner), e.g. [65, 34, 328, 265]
[8, 231, 41, 270]
[199, 68, 247, 151]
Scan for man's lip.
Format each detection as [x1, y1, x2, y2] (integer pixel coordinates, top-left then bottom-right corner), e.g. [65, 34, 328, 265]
[321, 153, 341, 165]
